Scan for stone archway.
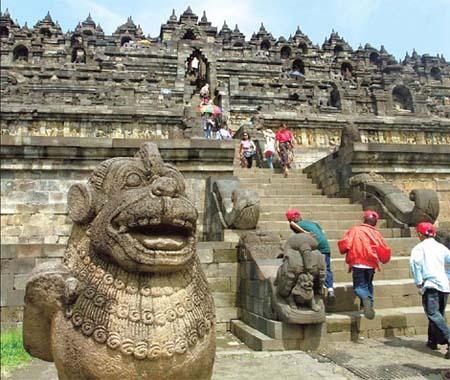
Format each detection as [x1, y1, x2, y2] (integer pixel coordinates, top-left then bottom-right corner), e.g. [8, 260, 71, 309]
[0, 26, 8, 38]
[329, 83, 341, 109]
[341, 62, 353, 78]
[369, 52, 381, 66]
[13, 45, 29, 62]
[182, 29, 196, 40]
[430, 67, 442, 81]
[120, 36, 132, 46]
[292, 59, 305, 74]
[298, 42, 308, 55]
[39, 28, 51, 38]
[185, 49, 210, 90]
[334, 44, 343, 55]
[280, 46, 291, 60]
[392, 85, 414, 112]
[261, 39, 271, 50]
[71, 47, 86, 63]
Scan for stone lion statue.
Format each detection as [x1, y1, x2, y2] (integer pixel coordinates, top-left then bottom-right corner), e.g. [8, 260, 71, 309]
[23, 143, 216, 380]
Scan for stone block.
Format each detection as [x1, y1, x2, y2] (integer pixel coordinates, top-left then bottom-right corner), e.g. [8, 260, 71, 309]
[1, 245, 16, 259]
[212, 292, 237, 307]
[14, 257, 36, 274]
[381, 314, 408, 329]
[198, 248, 213, 264]
[213, 249, 238, 263]
[326, 315, 352, 333]
[35, 257, 61, 267]
[13, 274, 29, 290]
[208, 277, 231, 292]
[217, 262, 238, 277]
[327, 331, 352, 342]
[16, 244, 42, 258]
[6, 289, 25, 306]
[215, 307, 239, 322]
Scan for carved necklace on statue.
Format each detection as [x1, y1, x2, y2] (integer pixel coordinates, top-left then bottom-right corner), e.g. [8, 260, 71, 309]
[63, 236, 214, 360]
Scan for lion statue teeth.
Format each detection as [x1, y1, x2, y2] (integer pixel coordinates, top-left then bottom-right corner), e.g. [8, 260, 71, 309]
[23, 143, 216, 380]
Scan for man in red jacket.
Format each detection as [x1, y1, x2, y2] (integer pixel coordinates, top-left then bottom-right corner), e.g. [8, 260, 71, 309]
[338, 210, 391, 319]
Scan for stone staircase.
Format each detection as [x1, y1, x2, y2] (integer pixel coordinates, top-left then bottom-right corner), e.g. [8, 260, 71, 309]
[227, 168, 440, 349]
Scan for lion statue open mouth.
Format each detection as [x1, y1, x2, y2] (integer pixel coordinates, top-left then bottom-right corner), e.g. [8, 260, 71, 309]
[23, 143, 216, 380]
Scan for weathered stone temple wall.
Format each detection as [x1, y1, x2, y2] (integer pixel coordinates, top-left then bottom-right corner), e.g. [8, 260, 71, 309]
[1, 7, 449, 142]
[0, 137, 237, 327]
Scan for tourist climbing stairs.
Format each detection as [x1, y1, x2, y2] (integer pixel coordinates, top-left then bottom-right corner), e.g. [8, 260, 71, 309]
[225, 167, 448, 348]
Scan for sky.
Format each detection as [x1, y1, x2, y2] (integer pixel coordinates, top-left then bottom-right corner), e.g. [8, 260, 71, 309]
[2, 0, 450, 61]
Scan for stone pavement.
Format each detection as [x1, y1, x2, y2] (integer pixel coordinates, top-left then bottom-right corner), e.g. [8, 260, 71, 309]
[3, 333, 450, 380]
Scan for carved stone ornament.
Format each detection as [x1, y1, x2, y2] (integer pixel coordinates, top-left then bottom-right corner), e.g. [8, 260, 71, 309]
[212, 179, 260, 229]
[23, 143, 216, 380]
[271, 234, 326, 324]
[349, 172, 440, 226]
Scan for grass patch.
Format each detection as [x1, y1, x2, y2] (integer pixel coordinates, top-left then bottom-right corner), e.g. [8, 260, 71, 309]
[1, 328, 32, 373]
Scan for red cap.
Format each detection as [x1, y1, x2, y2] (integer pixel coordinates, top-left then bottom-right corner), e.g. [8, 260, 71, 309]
[416, 222, 436, 237]
[363, 210, 379, 220]
[285, 209, 301, 221]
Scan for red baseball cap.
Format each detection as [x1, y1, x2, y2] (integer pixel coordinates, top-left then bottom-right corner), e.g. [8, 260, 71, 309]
[285, 209, 301, 221]
[416, 222, 436, 237]
[363, 210, 379, 220]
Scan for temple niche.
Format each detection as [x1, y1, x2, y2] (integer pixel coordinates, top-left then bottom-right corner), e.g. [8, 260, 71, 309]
[430, 67, 442, 81]
[329, 84, 341, 109]
[341, 62, 353, 79]
[392, 85, 414, 112]
[12, 45, 28, 62]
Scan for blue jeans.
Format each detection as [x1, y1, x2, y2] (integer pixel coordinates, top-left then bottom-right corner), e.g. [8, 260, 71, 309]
[266, 155, 273, 169]
[352, 267, 375, 306]
[323, 253, 334, 289]
[203, 126, 211, 139]
[422, 288, 450, 345]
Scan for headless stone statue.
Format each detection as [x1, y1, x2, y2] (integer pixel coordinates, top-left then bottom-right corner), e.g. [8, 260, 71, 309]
[23, 143, 216, 380]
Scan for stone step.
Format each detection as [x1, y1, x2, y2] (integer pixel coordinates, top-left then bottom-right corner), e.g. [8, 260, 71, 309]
[255, 189, 324, 196]
[259, 210, 364, 221]
[230, 320, 285, 351]
[327, 278, 420, 313]
[234, 172, 308, 179]
[261, 204, 362, 213]
[242, 183, 319, 190]
[260, 197, 351, 205]
[331, 257, 412, 282]
[239, 178, 313, 185]
[224, 228, 405, 242]
[256, 220, 387, 230]
[326, 306, 450, 342]
[328, 237, 417, 257]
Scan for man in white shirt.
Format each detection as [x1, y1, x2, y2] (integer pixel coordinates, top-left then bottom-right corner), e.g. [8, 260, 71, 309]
[410, 222, 450, 359]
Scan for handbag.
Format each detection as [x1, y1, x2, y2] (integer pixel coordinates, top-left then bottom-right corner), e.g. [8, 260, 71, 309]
[243, 150, 256, 158]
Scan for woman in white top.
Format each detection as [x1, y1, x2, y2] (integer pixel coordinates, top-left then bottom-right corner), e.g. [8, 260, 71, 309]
[263, 129, 276, 169]
[239, 132, 257, 168]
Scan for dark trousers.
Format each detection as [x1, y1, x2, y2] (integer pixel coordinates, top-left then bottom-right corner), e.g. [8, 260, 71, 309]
[352, 267, 375, 306]
[323, 253, 334, 289]
[422, 288, 450, 345]
[245, 156, 253, 168]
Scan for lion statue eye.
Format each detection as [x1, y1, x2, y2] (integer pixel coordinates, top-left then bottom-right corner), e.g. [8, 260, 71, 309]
[125, 173, 143, 188]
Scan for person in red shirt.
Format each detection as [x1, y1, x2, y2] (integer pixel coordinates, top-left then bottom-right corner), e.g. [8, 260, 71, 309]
[338, 210, 391, 319]
[275, 124, 294, 177]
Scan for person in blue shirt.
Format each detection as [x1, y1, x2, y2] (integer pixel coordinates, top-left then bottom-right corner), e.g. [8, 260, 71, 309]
[410, 222, 450, 359]
[286, 208, 335, 304]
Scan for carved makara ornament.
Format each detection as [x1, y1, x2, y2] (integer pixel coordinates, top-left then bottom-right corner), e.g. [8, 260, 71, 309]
[23, 143, 216, 380]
